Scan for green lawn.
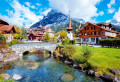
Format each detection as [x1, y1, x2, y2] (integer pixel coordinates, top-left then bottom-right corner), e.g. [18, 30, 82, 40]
[73, 46, 120, 74]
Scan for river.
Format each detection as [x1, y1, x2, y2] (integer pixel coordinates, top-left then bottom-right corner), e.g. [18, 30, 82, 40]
[5, 52, 104, 82]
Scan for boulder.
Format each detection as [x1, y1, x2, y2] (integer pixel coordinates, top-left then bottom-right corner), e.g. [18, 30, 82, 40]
[27, 62, 39, 69]
[100, 73, 118, 82]
[87, 70, 94, 75]
[12, 74, 22, 80]
[79, 64, 83, 70]
[73, 63, 79, 68]
[1, 74, 10, 80]
[110, 69, 120, 75]
[94, 72, 99, 77]
[61, 74, 74, 82]
[64, 60, 72, 65]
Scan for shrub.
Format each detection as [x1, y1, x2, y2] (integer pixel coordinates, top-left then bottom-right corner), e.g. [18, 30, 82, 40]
[0, 75, 4, 82]
[0, 35, 6, 43]
[0, 42, 8, 49]
[14, 34, 20, 39]
[99, 39, 120, 48]
[50, 36, 57, 43]
[10, 39, 20, 45]
[62, 39, 70, 45]
[62, 45, 76, 57]
[45, 32, 50, 41]
[81, 46, 92, 62]
[69, 40, 76, 44]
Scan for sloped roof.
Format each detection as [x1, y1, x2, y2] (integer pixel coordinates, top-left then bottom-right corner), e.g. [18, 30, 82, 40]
[78, 22, 118, 33]
[0, 25, 14, 32]
[29, 31, 43, 37]
[0, 19, 9, 25]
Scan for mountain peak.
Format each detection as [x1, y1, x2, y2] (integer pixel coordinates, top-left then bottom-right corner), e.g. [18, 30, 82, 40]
[30, 9, 85, 28]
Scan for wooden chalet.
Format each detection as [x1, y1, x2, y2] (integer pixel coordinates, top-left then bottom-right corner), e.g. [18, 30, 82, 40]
[78, 22, 118, 44]
[0, 19, 16, 42]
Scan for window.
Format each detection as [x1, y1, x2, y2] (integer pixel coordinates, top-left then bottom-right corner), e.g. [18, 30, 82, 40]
[87, 38, 89, 42]
[96, 31, 99, 35]
[91, 26, 95, 30]
[86, 32, 89, 35]
[102, 31, 105, 35]
[83, 33, 85, 36]
[94, 32, 96, 35]
[91, 38, 95, 42]
[91, 32, 94, 35]
[86, 27, 89, 30]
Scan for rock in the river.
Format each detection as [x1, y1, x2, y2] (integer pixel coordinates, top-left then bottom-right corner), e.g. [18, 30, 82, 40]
[27, 62, 39, 69]
[61, 74, 74, 82]
[94, 72, 99, 77]
[73, 63, 79, 68]
[87, 70, 94, 75]
[12, 74, 22, 80]
[101, 73, 118, 82]
[79, 64, 83, 70]
[110, 69, 120, 75]
[1, 74, 10, 80]
[64, 60, 72, 65]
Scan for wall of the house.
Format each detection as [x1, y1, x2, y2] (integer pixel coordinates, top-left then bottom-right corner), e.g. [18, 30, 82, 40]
[28, 34, 44, 40]
[79, 23, 117, 44]
[3, 34, 14, 42]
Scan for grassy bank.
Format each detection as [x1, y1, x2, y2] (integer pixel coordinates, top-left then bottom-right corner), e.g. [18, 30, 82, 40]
[58, 44, 120, 75]
[73, 46, 120, 74]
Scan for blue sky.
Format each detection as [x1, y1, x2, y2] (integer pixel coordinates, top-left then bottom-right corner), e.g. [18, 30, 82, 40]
[0, 0, 120, 27]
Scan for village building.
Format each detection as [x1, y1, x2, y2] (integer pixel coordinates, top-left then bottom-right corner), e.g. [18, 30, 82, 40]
[67, 17, 73, 40]
[78, 22, 118, 44]
[27, 25, 54, 40]
[0, 19, 16, 42]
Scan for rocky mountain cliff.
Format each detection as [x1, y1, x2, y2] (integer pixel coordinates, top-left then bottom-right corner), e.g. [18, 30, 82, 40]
[30, 9, 85, 33]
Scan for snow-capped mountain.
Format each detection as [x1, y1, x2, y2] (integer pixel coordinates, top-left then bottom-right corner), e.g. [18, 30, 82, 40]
[30, 9, 85, 32]
[107, 19, 120, 32]
[109, 19, 120, 26]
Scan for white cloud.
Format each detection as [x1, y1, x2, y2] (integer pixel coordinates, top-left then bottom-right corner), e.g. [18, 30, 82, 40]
[107, 0, 115, 8]
[0, 0, 43, 27]
[43, 8, 51, 16]
[113, 7, 120, 22]
[98, 11, 104, 16]
[36, 3, 41, 6]
[107, 0, 115, 14]
[48, 0, 102, 22]
[106, 20, 111, 23]
[25, 2, 30, 7]
[25, 2, 36, 9]
[31, 5, 36, 9]
[108, 8, 115, 13]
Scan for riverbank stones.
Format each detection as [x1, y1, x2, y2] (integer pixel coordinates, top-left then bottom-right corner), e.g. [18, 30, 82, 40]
[1, 73, 10, 80]
[12, 74, 22, 80]
[61, 74, 74, 82]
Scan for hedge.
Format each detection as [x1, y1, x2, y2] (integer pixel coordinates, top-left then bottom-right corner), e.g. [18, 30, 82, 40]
[0, 35, 6, 43]
[99, 39, 120, 48]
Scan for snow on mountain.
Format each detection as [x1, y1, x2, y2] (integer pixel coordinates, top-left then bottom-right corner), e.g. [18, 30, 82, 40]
[30, 9, 85, 29]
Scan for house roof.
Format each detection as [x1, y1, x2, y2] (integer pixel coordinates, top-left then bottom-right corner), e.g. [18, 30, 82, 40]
[29, 31, 43, 37]
[0, 19, 9, 25]
[78, 22, 118, 33]
[0, 25, 14, 32]
[97, 23, 112, 26]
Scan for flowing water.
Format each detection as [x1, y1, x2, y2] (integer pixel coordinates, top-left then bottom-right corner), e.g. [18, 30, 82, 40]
[5, 53, 104, 82]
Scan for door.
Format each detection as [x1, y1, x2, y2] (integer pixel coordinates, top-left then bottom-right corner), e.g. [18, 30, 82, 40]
[96, 38, 99, 44]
